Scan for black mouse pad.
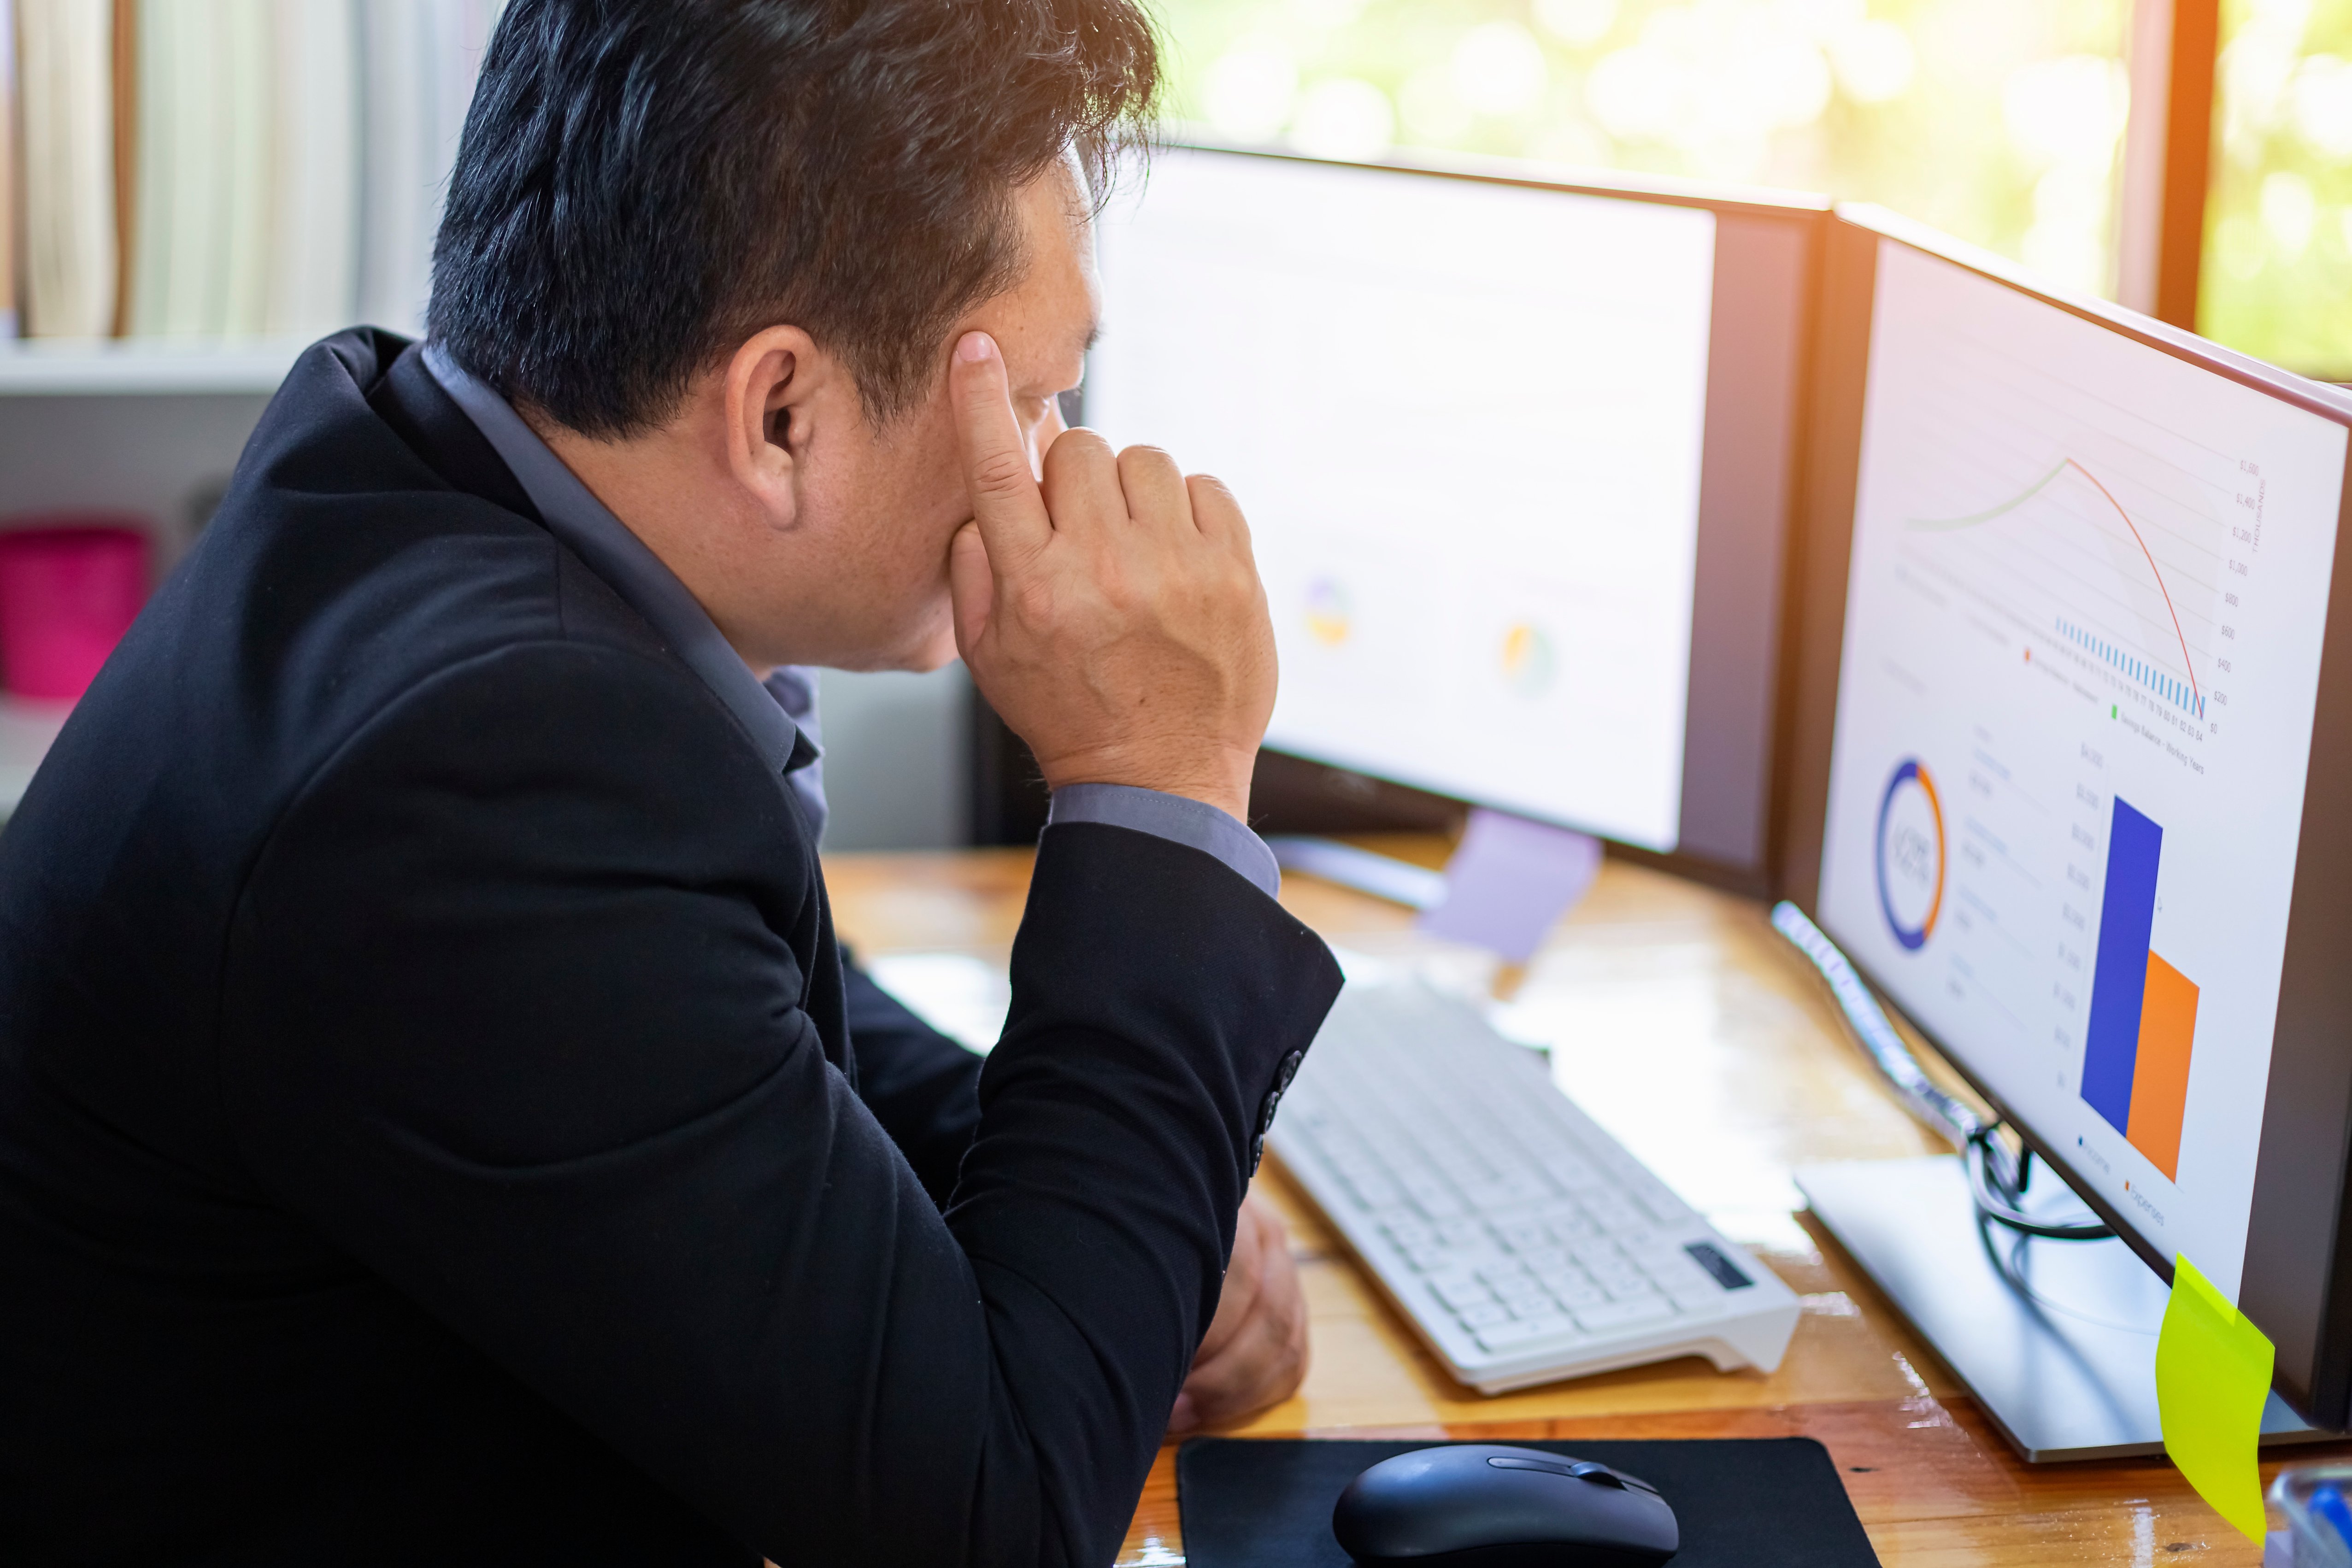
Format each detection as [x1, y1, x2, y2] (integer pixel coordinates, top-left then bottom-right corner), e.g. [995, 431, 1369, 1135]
[1176, 1437, 1881, 1568]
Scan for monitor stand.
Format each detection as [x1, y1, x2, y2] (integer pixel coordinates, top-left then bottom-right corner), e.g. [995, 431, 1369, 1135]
[1796, 1155, 2335, 1462]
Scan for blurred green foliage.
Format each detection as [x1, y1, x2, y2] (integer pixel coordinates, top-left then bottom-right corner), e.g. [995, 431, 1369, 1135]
[2202, 0, 2352, 379]
[1148, 0, 2348, 376]
[1149, 0, 2130, 298]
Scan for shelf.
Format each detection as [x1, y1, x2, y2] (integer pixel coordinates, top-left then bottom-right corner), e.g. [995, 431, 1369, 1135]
[0, 698, 71, 815]
[0, 339, 306, 396]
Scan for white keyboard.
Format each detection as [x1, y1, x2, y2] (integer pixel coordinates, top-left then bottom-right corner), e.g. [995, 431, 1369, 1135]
[1268, 978, 1801, 1395]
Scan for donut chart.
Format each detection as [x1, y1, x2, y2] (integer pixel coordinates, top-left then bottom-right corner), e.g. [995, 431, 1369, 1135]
[1874, 758, 1945, 951]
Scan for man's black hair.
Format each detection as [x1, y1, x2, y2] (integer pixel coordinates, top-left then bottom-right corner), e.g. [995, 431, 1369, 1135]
[429, 0, 1158, 438]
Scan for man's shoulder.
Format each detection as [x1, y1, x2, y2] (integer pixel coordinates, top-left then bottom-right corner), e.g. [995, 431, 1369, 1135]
[221, 330, 674, 675]
[192, 332, 688, 738]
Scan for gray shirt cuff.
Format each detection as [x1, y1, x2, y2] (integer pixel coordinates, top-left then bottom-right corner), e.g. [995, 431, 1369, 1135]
[1045, 783, 1281, 900]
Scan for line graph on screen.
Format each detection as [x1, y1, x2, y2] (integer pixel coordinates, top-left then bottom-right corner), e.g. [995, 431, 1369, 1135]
[1876, 330, 2243, 724]
[1909, 457, 2210, 717]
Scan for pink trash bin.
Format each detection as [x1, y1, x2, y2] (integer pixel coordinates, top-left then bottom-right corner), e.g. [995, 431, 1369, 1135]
[0, 521, 152, 702]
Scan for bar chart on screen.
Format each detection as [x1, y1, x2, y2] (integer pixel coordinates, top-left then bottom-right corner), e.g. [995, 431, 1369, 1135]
[2079, 797, 2199, 1180]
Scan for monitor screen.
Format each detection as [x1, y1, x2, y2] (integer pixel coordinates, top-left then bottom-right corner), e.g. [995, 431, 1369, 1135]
[1812, 235, 2352, 1301]
[1084, 147, 1814, 869]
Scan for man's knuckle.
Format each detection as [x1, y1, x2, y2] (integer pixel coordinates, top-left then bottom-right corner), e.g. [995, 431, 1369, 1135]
[970, 449, 1030, 494]
[1010, 580, 1057, 626]
[1119, 443, 1179, 478]
[1049, 428, 1114, 472]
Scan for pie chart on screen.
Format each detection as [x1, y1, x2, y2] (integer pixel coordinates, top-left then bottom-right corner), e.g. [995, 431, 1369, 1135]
[1303, 577, 1352, 646]
[1500, 622, 1555, 699]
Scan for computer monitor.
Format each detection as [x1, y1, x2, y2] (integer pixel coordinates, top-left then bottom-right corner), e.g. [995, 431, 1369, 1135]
[1782, 206, 2352, 1430]
[1082, 146, 1822, 887]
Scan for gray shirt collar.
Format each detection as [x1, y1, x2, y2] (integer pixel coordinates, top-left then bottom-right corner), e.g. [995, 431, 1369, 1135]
[421, 341, 813, 781]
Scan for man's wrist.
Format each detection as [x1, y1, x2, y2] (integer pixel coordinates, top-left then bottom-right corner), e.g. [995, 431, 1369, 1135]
[1037, 747, 1255, 823]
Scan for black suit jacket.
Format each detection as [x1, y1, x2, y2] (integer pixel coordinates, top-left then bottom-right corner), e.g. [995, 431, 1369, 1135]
[0, 333, 1341, 1566]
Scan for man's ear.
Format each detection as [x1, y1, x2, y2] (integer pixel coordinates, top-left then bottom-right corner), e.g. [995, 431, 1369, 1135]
[721, 324, 823, 521]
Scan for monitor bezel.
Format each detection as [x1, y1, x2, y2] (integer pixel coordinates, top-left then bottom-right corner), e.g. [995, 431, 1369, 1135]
[1090, 139, 1831, 896]
[1778, 206, 2352, 1427]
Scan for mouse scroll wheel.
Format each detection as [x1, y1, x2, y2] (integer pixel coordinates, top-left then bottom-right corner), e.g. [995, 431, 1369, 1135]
[1483, 1457, 1628, 1488]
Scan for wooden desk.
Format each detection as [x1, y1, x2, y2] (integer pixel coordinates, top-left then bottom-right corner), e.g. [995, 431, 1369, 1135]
[823, 839, 2341, 1565]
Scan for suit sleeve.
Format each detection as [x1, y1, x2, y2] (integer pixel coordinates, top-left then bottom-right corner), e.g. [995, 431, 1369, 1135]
[841, 958, 983, 1205]
[218, 641, 1341, 1568]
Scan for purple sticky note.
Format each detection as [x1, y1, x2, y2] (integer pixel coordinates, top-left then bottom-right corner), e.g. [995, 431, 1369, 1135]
[1416, 807, 1602, 963]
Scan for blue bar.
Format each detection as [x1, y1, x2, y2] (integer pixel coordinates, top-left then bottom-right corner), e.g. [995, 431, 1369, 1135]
[2082, 797, 2163, 1133]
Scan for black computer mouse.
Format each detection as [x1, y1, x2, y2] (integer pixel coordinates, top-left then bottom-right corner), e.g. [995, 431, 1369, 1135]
[1332, 1444, 1680, 1567]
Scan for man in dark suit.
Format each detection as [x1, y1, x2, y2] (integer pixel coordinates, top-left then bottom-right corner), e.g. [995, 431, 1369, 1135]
[0, 3, 1341, 1564]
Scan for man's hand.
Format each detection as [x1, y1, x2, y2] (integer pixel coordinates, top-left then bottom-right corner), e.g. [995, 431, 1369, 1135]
[1169, 1194, 1309, 1435]
[948, 331, 1276, 822]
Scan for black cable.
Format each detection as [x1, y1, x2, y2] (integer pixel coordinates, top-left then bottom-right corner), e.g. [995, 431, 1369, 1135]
[1964, 1123, 2112, 1241]
[1771, 901, 2113, 1243]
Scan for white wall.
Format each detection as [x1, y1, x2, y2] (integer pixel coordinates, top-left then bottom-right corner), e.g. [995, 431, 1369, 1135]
[0, 393, 273, 569]
[815, 663, 971, 851]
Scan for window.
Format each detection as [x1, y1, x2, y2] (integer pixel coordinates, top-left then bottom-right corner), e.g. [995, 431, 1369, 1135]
[1160, 0, 2134, 296]
[2201, 0, 2352, 380]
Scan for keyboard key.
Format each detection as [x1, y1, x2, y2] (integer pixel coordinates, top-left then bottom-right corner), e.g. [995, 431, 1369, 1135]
[1476, 1315, 1578, 1352]
[1437, 1218, 1488, 1249]
[1507, 1294, 1561, 1320]
[1474, 1260, 1528, 1283]
[1636, 1191, 1690, 1226]
[1430, 1275, 1494, 1311]
[1540, 1154, 1598, 1185]
[1646, 1256, 1722, 1292]
[1609, 1224, 1660, 1254]
[1493, 1175, 1556, 1206]
[1493, 1274, 1549, 1303]
[1516, 1246, 1569, 1274]
[1382, 1220, 1435, 1251]
[1494, 1220, 1550, 1251]
[1574, 1296, 1677, 1332]
[1624, 1233, 1699, 1266]
[1683, 1240, 1759, 1291]
[1584, 1195, 1645, 1229]
[1403, 1246, 1450, 1273]
[1457, 1301, 1512, 1329]
[1537, 1274, 1608, 1310]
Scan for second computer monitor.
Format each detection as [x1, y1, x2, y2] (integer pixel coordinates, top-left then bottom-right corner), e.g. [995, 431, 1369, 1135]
[1786, 207, 2352, 1427]
[1083, 147, 1819, 881]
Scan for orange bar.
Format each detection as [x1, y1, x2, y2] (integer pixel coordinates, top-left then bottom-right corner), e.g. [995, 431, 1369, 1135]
[2126, 952, 2199, 1181]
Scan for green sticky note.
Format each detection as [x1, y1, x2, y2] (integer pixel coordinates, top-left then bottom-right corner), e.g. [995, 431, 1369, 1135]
[2156, 1253, 2275, 1542]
